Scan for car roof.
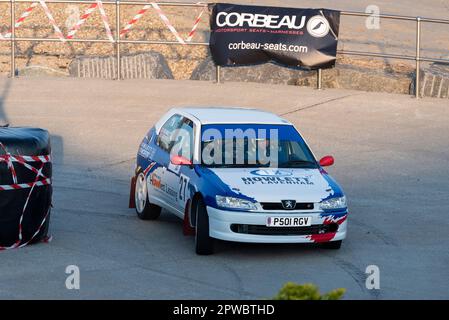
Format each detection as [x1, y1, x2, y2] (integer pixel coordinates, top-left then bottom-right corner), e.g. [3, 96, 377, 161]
[174, 107, 291, 125]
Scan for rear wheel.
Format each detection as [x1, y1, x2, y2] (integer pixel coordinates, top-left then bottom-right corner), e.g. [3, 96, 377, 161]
[195, 197, 214, 255]
[321, 240, 342, 250]
[135, 172, 161, 220]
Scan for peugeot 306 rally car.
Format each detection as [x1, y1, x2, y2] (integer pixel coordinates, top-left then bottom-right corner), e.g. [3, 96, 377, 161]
[129, 107, 348, 255]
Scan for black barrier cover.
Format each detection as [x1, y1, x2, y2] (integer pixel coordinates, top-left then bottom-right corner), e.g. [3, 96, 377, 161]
[0, 127, 52, 247]
[209, 3, 340, 69]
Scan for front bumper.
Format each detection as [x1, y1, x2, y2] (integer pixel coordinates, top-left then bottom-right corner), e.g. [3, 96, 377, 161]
[207, 206, 347, 244]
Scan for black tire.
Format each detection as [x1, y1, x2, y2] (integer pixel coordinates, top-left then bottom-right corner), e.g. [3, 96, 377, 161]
[321, 240, 342, 250]
[30, 210, 51, 244]
[135, 172, 161, 220]
[195, 197, 214, 255]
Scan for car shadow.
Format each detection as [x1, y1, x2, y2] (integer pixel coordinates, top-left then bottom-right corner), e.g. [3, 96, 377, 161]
[156, 208, 324, 256]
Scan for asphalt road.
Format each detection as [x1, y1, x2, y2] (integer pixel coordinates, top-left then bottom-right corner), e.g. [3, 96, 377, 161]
[0, 77, 448, 299]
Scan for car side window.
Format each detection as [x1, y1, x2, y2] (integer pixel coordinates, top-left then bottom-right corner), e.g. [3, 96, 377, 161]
[170, 117, 194, 161]
[157, 114, 183, 153]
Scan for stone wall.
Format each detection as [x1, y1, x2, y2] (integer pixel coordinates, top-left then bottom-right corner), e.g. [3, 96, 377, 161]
[191, 57, 413, 95]
[42, 53, 449, 99]
[68, 52, 174, 80]
[411, 62, 449, 99]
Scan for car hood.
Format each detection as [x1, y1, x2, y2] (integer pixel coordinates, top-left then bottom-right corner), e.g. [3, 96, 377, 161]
[205, 167, 336, 203]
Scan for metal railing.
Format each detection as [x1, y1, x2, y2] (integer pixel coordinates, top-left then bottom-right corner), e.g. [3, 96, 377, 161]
[338, 11, 449, 98]
[1, 0, 449, 98]
[1, 0, 209, 81]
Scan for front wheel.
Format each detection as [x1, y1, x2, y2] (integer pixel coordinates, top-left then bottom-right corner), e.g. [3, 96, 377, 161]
[135, 172, 161, 220]
[195, 198, 214, 255]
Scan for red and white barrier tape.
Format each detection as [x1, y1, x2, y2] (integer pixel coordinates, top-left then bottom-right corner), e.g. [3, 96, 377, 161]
[0, 142, 18, 184]
[1, 0, 205, 43]
[11, 156, 48, 178]
[2, 2, 39, 39]
[66, 2, 98, 39]
[120, 4, 152, 36]
[96, 0, 114, 42]
[38, 0, 66, 42]
[0, 143, 52, 250]
[0, 154, 51, 163]
[0, 152, 51, 186]
[16, 209, 52, 249]
[14, 2, 39, 30]
[0, 178, 51, 191]
[66, 1, 113, 42]
[150, 2, 185, 44]
[186, 8, 205, 42]
[16, 163, 45, 243]
[121, 2, 205, 43]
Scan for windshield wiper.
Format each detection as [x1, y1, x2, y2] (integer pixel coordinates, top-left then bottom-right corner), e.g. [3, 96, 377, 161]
[280, 160, 317, 168]
[204, 163, 267, 168]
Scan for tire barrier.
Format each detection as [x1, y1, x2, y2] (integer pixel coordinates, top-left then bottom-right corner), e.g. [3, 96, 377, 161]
[0, 128, 52, 250]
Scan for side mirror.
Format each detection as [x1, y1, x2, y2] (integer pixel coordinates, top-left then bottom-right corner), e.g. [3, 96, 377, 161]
[170, 155, 192, 166]
[319, 155, 334, 167]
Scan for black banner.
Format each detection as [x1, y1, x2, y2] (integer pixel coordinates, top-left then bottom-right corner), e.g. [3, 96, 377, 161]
[209, 3, 340, 69]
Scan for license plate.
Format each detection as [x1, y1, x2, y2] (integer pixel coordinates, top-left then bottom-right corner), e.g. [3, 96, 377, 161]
[266, 216, 312, 227]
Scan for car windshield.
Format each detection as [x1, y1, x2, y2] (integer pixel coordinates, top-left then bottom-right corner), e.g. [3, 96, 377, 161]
[200, 124, 318, 168]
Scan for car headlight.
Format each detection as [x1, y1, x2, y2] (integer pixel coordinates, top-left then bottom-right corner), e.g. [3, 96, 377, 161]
[320, 196, 347, 210]
[216, 196, 257, 210]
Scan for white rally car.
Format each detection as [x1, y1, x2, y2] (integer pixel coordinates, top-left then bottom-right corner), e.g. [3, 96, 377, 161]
[130, 107, 348, 255]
